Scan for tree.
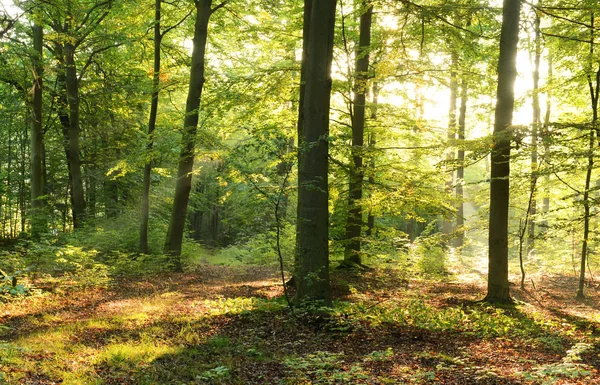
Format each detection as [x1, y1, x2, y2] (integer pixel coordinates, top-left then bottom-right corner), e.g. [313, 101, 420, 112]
[30, 19, 45, 239]
[295, 0, 337, 307]
[343, 1, 373, 267]
[164, 0, 227, 271]
[576, 11, 598, 300]
[486, 0, 521, 303]
[140, 0, 163, 255]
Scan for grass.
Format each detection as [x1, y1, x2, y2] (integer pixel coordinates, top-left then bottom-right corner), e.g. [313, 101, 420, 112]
[1, 263, 600, 384]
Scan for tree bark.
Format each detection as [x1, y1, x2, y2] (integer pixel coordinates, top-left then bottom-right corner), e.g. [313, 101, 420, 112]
[486, 0, 521, 303]
[577, 14, 598, 299]
[541, 53, 552, 228]
[164, 0, 213, 271]
[443, 52, 458, 236]
[64, 42, 86, 228]
[455, 77, 467, 247]
[343, 1, 372, 266]
[30, 22, 45, 239]
[140, 0, 162, 254]
[366, 81, 378, 237]
[528, 6, 542, 254]
[295, 0, 337, 307]
[294, 0, 312, 276]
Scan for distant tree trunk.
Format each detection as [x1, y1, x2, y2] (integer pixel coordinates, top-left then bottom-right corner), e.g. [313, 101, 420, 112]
[343, 1, 372, 266]
[19, 119, 27, 234]
[140, 0, 162, 254]
[455, 77, 467, 247]
[443, 52, 458, 236]
[30, 22, 45, 239]
[366, 81, 378, 237]
[486, 0, 521, 303]
[528, 6, 542, 254]
[164, 0, 214, 271]
[577, 14, 598, 300]
[295, 0, 337, 307]
[541, 53, 552, 229]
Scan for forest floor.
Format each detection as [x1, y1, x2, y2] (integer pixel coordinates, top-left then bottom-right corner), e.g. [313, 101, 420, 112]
[1, 263, 600, 384]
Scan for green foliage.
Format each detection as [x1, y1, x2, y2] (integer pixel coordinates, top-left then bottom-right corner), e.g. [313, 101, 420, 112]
[336, 299, 569, 341]
[212, 223, 295, 266]
[0, 268, 29, 297]
[518, 343, 593, 384]
[198, 365, 231, 383]
[364, 348, 394, 363]
[283, 351, 368, 385]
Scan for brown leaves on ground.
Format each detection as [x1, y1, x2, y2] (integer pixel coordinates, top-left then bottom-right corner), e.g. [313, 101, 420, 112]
[1, 266, 600, 384]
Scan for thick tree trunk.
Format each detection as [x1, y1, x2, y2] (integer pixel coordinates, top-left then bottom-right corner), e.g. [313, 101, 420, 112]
[140, 0, 162, 254]
[486, 0, 521, 303]
[164, 0, 213, 271]
[343, 1, 372, 266]
[455, 78, 467, 247]
[295, 0, 337, 307]
[30, 23, 45, 239]
[294, 0, 312, 278]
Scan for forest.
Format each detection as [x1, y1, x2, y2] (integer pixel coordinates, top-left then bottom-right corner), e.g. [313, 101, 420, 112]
[1, 0, 600, 383]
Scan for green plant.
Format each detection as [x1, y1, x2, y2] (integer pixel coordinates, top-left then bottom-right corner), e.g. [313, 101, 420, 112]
[0, 268, 30, 296]
[197, 365, 230, 382]
[364, 348, 394, 362]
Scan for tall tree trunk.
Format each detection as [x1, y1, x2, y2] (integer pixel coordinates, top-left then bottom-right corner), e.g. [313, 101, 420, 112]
[443, 52, 458, 235]
[293, 0, 312, 279]
[30, 22, 45, 239]
[64, 42, 86, 228]
[455, 77, 467, 247]
[577, 13, 598, 299]
[140, 0, 162, 254]
[295, 0, 337, 307]
[542, 53, 552, 229]
[164, 0, 213, 271]
[486, 0, 521, 303]
[366, 81, 378, 237]
[343, 1, 372, 266]
[19, 118, 27, 234]
[528, 6, 542, 254]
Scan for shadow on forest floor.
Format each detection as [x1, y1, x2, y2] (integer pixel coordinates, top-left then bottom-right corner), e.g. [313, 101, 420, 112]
[1, 266, 600, 384]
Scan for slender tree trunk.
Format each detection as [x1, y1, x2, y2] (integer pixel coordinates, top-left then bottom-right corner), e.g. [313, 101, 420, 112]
[577, 14, 598, 299]
[343, 1, 372, 266]
[140, 0, 162, 254]
[7, 122, 13, 237]
[486, 0, 521, 303]
[528, 6, 542, 254]
[443, 52, 458, 235]
[30, 23, 45, 239]
[64, 42, 86, 228]
[577, 124, 596, 299]
[19, 118, 27, 234]
[295, 0, 337, 307]
[541, 53, 552, 230]
[455, 77, 467, 247]
[366, 81, 378, 237]
[164, 0, 213, 271]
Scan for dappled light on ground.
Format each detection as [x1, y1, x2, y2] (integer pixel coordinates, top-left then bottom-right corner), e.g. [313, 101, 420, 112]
[1, 265, 600, 384]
